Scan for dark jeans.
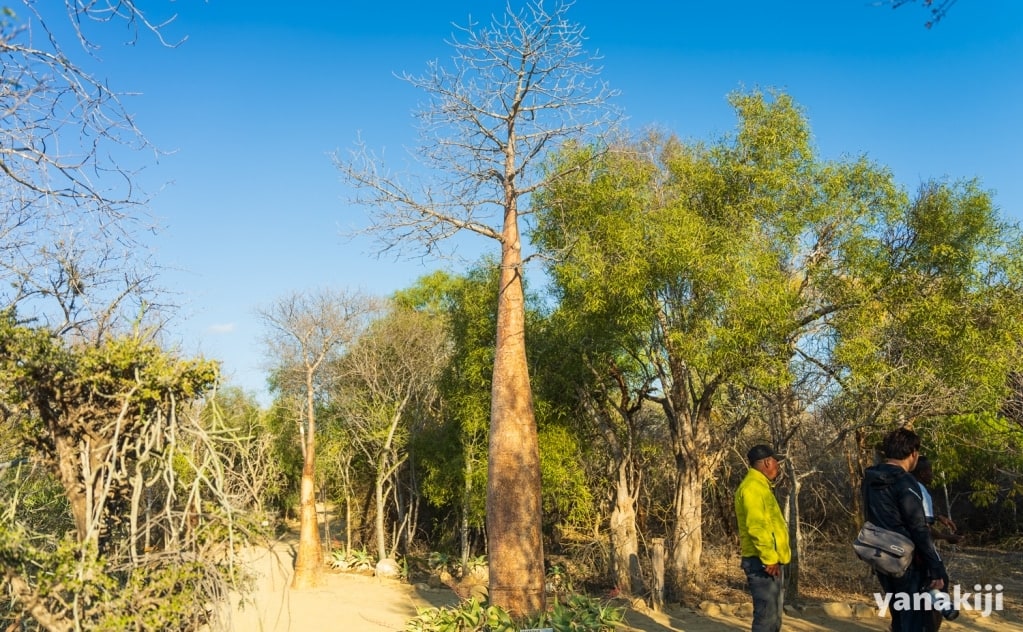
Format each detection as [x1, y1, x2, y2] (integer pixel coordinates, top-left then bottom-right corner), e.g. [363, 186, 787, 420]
[741, 556, 784, 632]
[877, 565, 925, 632]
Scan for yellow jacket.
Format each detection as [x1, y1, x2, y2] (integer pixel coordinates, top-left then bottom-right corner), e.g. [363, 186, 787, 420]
[735, 468, 791, 565]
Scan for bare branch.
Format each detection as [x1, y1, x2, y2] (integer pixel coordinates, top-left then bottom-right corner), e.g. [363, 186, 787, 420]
[877, 0, 959, 28]
[1, 1, 176, 335]
[334, 0, 621, 260]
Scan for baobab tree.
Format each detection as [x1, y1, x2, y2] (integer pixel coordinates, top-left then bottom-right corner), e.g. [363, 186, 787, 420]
[335, 0, 619, 615]
[259, 289, 378, 589]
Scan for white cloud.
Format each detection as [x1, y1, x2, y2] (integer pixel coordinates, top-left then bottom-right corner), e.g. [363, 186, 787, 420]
[207, 323, 236, 334]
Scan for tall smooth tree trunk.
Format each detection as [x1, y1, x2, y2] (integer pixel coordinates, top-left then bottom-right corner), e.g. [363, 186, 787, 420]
[292, 463, 323, 588]
[486, 208, 545, 617]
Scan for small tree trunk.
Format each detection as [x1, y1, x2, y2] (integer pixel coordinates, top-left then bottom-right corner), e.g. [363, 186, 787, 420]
[375, 471, 388, 560]
[461, 456, 473, 568]
[783, 459, 801, 603]
[321, 485, 332, 554]
[651, 538, 666, 612]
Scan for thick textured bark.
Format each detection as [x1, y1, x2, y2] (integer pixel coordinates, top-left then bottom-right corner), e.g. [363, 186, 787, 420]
[54, 434, 90, 543]
[580, 373, 646, 597]
[670, 461, 704, 592]
[292, 467, 323, 588]
[486, 219, 545, 617]
[292, 383, 323, 589]
[659, 363, 719, 596]
[609, 463, 644, 595]
[52, 418, 115, 547]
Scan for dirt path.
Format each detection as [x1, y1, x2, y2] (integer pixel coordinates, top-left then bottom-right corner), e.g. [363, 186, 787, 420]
[221, 542, 1023, 631]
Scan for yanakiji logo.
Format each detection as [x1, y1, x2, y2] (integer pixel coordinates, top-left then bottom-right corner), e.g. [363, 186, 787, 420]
[874, 584, 1004, 618]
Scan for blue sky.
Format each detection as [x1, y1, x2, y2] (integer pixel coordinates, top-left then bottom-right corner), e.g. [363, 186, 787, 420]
[36, 1, 1022, 402]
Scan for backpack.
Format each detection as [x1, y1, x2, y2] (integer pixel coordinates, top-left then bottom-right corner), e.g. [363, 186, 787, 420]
[853, 521, 915, 577]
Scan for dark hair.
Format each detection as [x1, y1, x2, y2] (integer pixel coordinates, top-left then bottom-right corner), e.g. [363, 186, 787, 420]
[881, 427, 921, 460]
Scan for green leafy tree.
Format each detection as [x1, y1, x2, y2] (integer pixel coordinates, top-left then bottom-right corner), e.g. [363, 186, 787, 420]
[0, 311, 247, 631]
[534, 91, 911, 593]
[403, 269, 494, 567]
[331, 302, 450, 561]
[828, 179, 1023, 474]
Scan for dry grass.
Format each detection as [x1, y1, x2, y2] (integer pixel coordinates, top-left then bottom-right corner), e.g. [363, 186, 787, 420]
[697, 539, 1023, 622]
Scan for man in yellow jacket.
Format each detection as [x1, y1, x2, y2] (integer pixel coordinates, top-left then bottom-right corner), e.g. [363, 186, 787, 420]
[735, 444, 791, 632]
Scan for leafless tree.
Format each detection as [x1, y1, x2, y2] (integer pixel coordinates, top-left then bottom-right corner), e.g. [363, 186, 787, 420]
[334, 0, 619, 615]
[258, 289, 379, 589]
[333, 304, 449, 562]
[0, 1, 183, 336]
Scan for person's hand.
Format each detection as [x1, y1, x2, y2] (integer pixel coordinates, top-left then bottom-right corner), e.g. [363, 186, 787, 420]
[937, 515, 958, 532]
[764, 563, 781, 578]
[928, 578, 945, 591]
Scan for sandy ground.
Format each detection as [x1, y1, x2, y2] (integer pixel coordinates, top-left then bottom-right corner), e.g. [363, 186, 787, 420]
[221, 542, 1023, 632]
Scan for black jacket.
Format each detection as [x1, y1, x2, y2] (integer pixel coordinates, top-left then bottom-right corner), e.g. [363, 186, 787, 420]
[861, 462, 945, 579]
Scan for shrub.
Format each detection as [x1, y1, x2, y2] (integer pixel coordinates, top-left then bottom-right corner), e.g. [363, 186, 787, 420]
[404, 593, 625, 632]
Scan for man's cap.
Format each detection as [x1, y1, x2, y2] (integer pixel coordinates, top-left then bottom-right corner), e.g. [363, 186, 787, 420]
[747, 444, 781, 465]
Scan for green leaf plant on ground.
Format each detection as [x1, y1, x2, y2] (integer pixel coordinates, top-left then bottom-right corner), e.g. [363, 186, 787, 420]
[404, 593, 625, 632]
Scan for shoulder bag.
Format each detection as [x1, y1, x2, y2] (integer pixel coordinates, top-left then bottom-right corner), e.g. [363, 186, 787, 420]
[853, 521, 915, 577]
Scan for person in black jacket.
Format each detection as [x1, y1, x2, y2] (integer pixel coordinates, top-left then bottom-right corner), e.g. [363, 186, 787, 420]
[862, 428, 948, 632]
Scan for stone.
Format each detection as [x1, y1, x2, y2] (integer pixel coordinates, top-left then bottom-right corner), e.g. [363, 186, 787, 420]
[698, 601, 721, 616]
[426, 574, 444, 589]
[821, 602, 852, 618]
[374, 558, 401, 579]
